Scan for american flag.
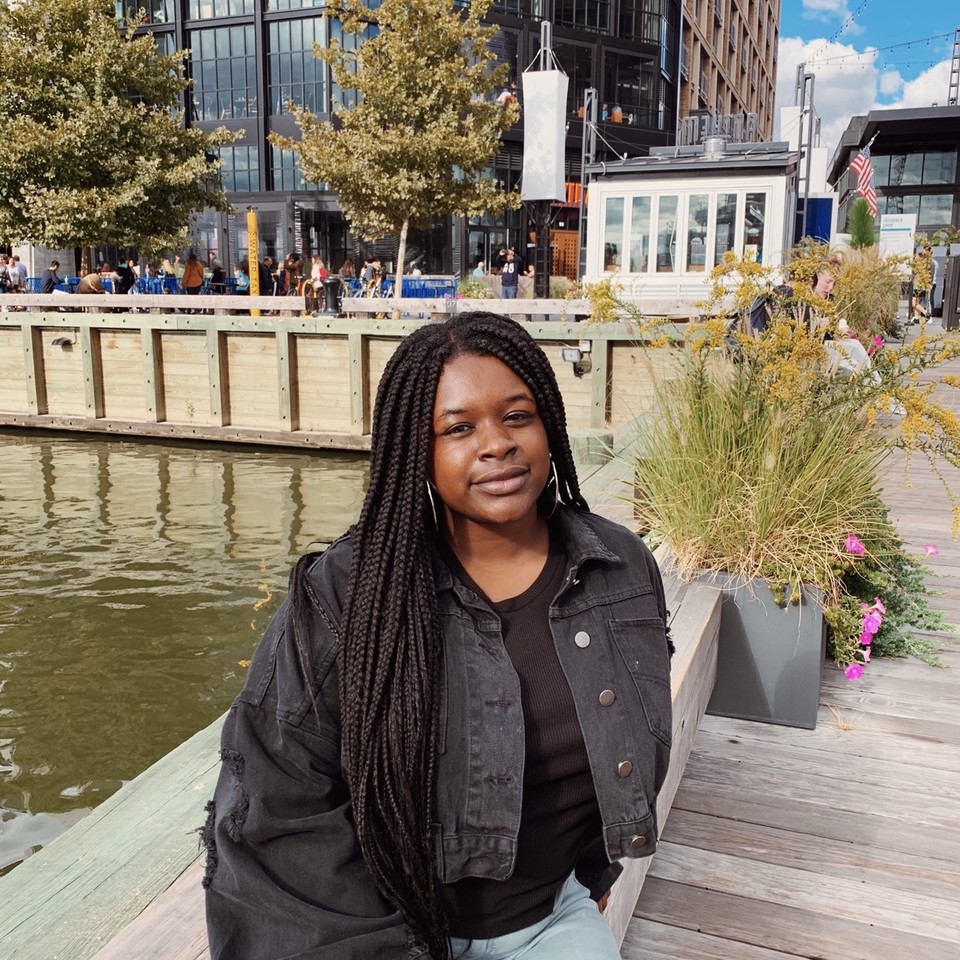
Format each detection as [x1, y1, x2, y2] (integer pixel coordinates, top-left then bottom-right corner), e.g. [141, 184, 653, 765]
[849, 144, 877, 217]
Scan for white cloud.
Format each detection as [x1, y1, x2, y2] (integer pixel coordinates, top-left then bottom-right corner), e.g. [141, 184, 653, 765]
[774, 36, 952, 159]
[775, 37, 879, 155]
[882, 60, 953, 110]
[801, 0, 865, 36]
[878, 71, 903, 97]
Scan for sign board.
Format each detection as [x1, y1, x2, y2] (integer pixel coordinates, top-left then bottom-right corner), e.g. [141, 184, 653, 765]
[879, 213, 917, 260]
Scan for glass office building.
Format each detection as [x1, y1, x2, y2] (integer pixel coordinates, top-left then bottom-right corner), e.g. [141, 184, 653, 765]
[829, 107, 960, 236]
[127, 0, 686, 275]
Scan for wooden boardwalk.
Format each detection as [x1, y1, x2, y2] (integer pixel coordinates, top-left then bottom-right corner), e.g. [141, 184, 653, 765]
[623, 331, 960, 960]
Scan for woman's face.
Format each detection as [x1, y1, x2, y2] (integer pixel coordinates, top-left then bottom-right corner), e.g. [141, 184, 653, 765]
[429, 353, 551, 534]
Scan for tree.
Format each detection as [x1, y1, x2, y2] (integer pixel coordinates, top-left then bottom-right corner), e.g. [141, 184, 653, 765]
[847, 197, 878, 249]
[272, 0, 520, 296]
[0, 0, 236, 269]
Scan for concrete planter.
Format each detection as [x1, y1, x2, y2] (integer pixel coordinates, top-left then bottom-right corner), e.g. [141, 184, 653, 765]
[701, 573, 826, 730]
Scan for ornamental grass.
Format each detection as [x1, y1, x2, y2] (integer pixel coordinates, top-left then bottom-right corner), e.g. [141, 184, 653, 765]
[587, 242, 959, 677]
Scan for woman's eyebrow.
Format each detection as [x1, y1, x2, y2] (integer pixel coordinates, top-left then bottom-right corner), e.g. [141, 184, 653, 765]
[434, 393, 534, 421]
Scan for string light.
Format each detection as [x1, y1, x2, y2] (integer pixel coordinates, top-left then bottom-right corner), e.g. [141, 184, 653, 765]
[807, 31, 955, 67]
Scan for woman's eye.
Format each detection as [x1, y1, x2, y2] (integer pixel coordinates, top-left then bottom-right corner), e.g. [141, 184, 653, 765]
[444, 423, 471, 436]
[505, 411, 533, 423]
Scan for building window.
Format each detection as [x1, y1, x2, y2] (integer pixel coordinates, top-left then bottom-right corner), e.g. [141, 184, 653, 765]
[271, 146, 322, 191]
[118, 0, 174, 23]
[871, 153, 891, 187]
[330, 19, 377, 110]
[218, 144, 260, 192]
[629, 196, 651, 272]
[491, 0, 543, 17]
[883, 195, 920, 216]
[714, 192, 737, 266]
[655, 195, 678, 272]
[154, 31, 177, 56]
[554, 0, 610, 35]
[554, 42, 594, 115]
[922, 151, 957, 185]
[686, 194, 709, 272]
[268, 18, 326, 115]
[188, 0, 255, 18]
[743, 191, 765, 260]
[267, 0, 322, 10]
[918, 194, 955, 226]
[618, 0, 660, 44]
[603, 51, 658, 127]
[191, 25, 258, 120]
[603, 197, 625, 271]
[888, 153, 923, 187]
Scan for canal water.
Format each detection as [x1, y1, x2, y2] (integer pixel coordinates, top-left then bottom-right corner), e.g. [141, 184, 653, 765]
[0, 431, 368, 875]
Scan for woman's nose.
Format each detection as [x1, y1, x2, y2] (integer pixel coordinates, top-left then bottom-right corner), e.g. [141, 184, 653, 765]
[478, 423, 517, 458]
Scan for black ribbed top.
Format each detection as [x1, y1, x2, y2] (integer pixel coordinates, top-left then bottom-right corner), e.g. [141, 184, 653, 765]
[441, 531, 602, 939]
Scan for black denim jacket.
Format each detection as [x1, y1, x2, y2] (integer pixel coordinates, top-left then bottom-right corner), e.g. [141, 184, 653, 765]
[203, 507, 672, 959]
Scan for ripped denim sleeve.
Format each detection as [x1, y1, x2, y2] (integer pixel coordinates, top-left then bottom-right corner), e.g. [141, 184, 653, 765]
[199, 748, 248, 888]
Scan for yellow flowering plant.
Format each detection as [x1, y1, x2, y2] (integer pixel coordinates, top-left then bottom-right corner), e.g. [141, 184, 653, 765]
[584, 242, 960, 675]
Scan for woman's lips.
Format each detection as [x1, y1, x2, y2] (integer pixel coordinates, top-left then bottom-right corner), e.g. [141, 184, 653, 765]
[473, 468, 529, 495]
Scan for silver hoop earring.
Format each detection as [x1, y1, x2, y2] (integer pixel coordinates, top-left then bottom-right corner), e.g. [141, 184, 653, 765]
[425, 480, 440, 529]
[543, 458, 561, 518]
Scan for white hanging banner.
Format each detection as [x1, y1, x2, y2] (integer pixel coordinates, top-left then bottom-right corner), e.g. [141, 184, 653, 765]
[520, 70, 568, 202]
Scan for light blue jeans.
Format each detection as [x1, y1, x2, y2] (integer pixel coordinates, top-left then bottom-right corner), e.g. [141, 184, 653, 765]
[450, 872, 620, 960]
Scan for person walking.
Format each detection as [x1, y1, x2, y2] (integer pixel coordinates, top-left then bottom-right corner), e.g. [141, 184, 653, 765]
[40, 260, 63, 294]
[202, 311, 672, 960]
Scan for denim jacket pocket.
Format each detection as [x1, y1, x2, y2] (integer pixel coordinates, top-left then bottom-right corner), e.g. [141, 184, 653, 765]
[609, 618, 672, 747]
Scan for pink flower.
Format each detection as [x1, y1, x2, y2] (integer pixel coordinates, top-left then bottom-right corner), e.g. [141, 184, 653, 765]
[859, 631, 873, 646]
[844, 534, 867, 556]
[924, 544, 940, 556]
[862, 646, 871, 662]
[873, 335, 884, 347]
[845, 663, 864, 681]
[871, 598, 886, 615]
[862, 613, 882, 634]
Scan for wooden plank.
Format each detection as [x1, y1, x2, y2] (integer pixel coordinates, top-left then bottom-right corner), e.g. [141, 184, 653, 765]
[276, 329, 296, 431]
[629, 877, 955, 960]
[142, 327, 165, 422]
[79, 326, 104, 419]
[20, 322, 47, 414]
[206, 327, 226, 426]
[604, 579, 721, 945]
[1, 293, 303, 312]
[0, 718, 223, 960]
[622, 917, 802, 960]
[648, 839, 960, 941]
[661, 807, 960, 902]
[90, 859, 209, 960]
[589, 336, 610, 429]
[347, 331, 368, 433]
[0, 412, 372, 451]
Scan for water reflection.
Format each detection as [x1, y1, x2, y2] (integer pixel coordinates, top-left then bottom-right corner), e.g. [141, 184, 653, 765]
[0, 432, 367, 874]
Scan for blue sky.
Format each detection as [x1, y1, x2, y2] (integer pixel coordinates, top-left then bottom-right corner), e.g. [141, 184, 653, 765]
[774, 2, 958, 157]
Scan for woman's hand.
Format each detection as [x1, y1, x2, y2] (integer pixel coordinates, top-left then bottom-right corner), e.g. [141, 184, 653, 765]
[596, 890, 611, 914]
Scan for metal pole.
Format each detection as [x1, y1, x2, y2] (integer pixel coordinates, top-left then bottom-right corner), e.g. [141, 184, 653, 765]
[577, 88, 597, 281]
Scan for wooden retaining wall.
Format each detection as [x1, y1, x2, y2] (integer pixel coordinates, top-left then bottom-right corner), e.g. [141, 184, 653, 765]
[0, 296, 680, 451]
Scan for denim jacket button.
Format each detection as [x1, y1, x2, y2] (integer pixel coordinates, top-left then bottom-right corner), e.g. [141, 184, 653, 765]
[574, 631, 591, 648]
[617, 760, 633, 778]
[599, 689, 616, 707]
[629, 834, 647, 849]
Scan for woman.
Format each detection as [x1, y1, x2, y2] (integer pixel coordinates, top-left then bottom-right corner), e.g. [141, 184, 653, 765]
[181, 252, 205, 295]
[311, 255, 329, 282]
[202, 312, 672, 960]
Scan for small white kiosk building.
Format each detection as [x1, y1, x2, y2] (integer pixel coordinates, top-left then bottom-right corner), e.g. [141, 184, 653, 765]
[584, 139, 799, 317]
